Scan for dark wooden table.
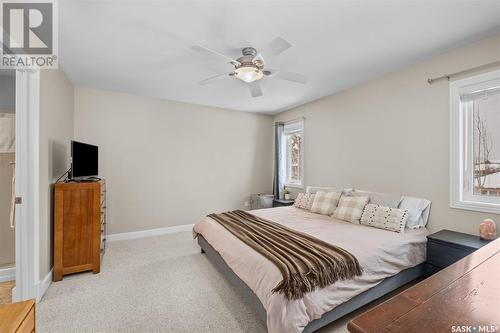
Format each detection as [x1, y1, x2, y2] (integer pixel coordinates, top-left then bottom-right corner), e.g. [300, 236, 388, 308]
[348, 237, 500, 333]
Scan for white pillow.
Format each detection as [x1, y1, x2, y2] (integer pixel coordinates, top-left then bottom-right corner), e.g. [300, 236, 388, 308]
[332, 195, 369, 224]
[306, 186, 355, 196]
[398, 196, 431, 229]
[306, 186, 339, 194]
[310, 191, 341, 215]
[354, 190, 402, 208]
[360, 204, 409, 233]
[342, 188, 355, 196]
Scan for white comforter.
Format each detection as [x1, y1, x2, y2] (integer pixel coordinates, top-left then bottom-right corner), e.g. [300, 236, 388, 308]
[193, 206, 428, 333]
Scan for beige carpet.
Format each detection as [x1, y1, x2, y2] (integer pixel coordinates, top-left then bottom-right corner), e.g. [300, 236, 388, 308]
[37, 231, 411, 333]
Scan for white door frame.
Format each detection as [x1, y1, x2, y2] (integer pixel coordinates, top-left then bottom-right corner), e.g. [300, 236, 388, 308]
[12, 68, 40, 302]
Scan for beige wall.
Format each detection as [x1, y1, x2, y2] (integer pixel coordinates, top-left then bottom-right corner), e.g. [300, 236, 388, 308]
[39, 68, 75, 279]
[275, 34, 500, 235]
[74, 87, 273, 234]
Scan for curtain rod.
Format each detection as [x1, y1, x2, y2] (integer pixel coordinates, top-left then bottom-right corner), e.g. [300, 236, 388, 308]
[427, 60, 500, 84]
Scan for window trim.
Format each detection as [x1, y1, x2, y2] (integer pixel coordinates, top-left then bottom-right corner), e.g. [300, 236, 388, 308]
[450, 69, 500, 214]
[282, 120, 304, 189]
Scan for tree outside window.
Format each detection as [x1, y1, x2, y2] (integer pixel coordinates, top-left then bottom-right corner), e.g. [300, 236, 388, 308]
[281, 120, 304, 187]
[473, 93, 500, 197]
[287, 133, 302, 184]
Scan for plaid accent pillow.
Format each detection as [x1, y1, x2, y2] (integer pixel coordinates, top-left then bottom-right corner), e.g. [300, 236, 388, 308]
[360, 204, 409, 233]
[310, 191, 341, 215]
[293, 193, 315, 210]
[332, 196, 369, 223]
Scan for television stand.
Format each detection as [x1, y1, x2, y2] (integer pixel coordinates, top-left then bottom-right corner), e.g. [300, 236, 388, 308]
[54, 179, 106, 281]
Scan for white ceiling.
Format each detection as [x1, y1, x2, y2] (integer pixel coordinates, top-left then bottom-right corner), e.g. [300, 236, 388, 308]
[59, 1, 500, 114]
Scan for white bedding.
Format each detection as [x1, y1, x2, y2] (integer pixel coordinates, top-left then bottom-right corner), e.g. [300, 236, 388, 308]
[193, 206, 428, 333]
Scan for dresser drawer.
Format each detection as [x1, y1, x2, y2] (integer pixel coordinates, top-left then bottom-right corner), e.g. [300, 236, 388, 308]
[427, 241, 475, 268]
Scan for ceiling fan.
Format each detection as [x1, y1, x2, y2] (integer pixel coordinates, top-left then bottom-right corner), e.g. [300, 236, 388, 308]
[191, 37, 307, 97]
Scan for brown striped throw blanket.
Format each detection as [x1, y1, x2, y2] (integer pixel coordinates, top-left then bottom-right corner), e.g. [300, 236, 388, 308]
[207, 210, 362, 300]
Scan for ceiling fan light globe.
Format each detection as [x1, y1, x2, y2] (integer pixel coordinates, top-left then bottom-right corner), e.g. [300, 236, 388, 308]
[235, 66, 263, 83]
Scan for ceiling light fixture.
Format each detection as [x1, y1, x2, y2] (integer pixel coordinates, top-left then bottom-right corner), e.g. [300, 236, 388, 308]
[234, 65, 264, 83]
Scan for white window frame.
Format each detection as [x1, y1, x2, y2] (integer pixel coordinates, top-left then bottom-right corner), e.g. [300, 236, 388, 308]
[450, 69, 500, 214]
[282, 120, 304, 188]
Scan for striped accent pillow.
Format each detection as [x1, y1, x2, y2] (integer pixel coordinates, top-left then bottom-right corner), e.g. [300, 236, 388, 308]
[310, 191, 341, 215]
[360, 204, 409, 233]
[293, 193, 315, 210]
[332, 196, 369, 224]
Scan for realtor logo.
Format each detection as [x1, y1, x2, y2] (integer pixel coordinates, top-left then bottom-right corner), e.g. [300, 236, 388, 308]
[1, 0, 58, 69]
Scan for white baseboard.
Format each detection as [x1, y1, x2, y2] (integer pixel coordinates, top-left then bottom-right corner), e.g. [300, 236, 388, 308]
[11, 286, 18, 301]
[107, 224, 194, 242]
[36, 269, 53, 302]
[0, 266, 15, 283]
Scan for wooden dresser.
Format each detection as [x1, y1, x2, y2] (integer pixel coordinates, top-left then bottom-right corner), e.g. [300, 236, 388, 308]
[0, 300, 35, 332]
[54, 180, 106, 281]
[348, 237, 500, 333]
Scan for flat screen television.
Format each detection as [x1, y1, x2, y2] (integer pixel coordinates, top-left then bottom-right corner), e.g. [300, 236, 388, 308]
[70, 140, 98, 179]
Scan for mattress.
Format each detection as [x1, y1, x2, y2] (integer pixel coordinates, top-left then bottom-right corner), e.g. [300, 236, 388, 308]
[193, 206, 428, 333]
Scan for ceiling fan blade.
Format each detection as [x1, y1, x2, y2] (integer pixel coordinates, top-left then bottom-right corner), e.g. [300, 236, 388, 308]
[268, 69, 307, 84]
[248, 81, 263, 98]
[198, 73, 232, 86]
[190, 45, 240, 66]
[253, 53, 265, 66]
[265, 37, 292, 57]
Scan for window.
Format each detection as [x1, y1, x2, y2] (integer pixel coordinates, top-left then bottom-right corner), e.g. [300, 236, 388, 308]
[450, 70, 500, 214]
[282, 120, 304, 187]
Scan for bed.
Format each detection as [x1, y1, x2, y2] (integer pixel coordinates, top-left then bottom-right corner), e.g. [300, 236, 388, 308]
[193, 206, 428, 333]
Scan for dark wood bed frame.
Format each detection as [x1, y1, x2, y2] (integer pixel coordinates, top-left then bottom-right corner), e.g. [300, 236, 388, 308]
[198, 235, 425, 333]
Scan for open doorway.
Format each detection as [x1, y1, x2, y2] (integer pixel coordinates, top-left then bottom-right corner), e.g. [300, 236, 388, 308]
[0, 68, 40, 304]
[0, 69, 16, 304]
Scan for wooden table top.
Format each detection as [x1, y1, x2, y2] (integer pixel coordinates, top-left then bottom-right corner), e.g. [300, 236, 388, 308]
[348, 237, 500, 333]
[0, 299, 35, 332]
